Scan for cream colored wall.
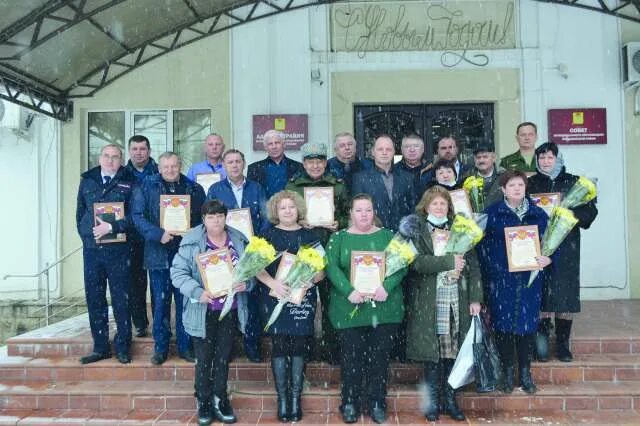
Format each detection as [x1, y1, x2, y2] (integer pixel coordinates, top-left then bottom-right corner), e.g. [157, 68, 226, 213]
[330, 69, 520, 158]
[622, 22, 640, 298]
[60, 34, 230, 297]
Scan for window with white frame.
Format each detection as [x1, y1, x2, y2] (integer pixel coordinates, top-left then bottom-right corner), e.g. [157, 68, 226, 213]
[87, 109, 212, 171]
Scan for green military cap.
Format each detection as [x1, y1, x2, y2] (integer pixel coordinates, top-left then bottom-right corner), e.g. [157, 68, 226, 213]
[300, 142, 328, 160]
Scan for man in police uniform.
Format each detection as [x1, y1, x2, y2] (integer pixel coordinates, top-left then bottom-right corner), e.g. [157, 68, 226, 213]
[76, 144, 136, 364]
[285, 142, 349, 364]
[125, 135, 158, 338]
[499, 122, 538, 173]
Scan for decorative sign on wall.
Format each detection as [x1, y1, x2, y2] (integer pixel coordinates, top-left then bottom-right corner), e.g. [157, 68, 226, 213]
[253, 114, 308, 151]
[330, 0, 516, 58]
[548, 108, 607, 145]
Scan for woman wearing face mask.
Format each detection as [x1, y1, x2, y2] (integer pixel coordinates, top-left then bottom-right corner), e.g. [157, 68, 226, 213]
[325, 194, 407, 424]
[527, 142, 598, 363]
[476, 170, 552, 395]
[424, 159, 461, 192]
[398, 186, 483, 421]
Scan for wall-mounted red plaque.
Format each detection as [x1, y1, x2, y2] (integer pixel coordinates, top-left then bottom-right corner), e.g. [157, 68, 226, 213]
[253, 114, 308, 151]
[547, 108, 607, 145]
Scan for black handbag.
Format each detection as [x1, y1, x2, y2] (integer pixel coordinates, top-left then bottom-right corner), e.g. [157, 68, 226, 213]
[472, 314, 503, 393]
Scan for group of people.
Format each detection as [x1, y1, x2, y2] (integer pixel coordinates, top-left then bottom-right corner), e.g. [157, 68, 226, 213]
[76, 122, 597, 425]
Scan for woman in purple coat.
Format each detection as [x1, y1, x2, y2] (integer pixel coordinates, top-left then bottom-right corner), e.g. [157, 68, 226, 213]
[477, 170, 552, 394]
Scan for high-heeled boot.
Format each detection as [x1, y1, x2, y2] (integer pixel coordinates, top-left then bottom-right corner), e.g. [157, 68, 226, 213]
[555, 319, 574, 362]
[290, 356, 305, 422]
[271, 357, 290, 422]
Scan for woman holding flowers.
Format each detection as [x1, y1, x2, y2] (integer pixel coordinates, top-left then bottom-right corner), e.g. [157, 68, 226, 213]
[325, 194, 407, 424]
[256, 190, 323, 422]
[477, 170, 551, 394]
[170, 200, 250, 425]
[527, 143, 598, 362]
[398, 186, 483, 421]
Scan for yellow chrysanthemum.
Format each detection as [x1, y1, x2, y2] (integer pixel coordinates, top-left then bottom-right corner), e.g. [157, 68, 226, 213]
[387, 239, 416, 263]
[245, 236, 277, 261]
[577, 176, 597, 202]
[297, 247, 325, 271]
[550, 206, 579, 227]
[463, 176, 484, 192]
[451, 214, 484, 245]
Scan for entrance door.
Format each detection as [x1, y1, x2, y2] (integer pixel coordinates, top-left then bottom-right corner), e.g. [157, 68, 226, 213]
[354, 103, 494, 165]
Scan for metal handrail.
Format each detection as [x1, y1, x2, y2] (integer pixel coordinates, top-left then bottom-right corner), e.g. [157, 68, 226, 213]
[2, 245, 82, 326]
[2, 246, 82, 280]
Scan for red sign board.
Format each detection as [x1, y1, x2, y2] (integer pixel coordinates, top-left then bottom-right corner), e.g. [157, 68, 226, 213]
[547, 108, 607, 145]
[253, 114, 308, 151]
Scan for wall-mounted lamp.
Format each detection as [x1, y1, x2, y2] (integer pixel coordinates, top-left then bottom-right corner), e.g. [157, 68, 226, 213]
[311, 68, 323, 86]
[557, 63, 569, 79]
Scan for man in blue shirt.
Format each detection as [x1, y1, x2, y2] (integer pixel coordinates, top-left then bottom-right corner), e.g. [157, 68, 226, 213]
[247, 129, 302, 199]
[125, 135, 158, 338]
[186, 133, 227, 183]
[208, 149, 270, 362]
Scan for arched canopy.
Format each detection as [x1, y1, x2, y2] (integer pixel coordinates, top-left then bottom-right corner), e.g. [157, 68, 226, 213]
[0, 0, 639, 121]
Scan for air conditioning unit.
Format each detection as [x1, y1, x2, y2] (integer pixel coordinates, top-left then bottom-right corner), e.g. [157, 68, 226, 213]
[622, 42, 640, 85]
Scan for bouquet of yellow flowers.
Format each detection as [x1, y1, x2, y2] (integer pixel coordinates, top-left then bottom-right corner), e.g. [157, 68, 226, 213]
[560, 176, 597, 209]
[264, 244, 326, 331]
[384, 233, 418, 278]
[527, 206, 579, 287]
[445, 214, 485, 255]
[463, 176, 486, 213]
[220, 236, 277, 320]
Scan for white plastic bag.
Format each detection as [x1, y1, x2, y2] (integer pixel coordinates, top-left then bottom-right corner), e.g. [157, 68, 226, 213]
[447, 316, 482, 389]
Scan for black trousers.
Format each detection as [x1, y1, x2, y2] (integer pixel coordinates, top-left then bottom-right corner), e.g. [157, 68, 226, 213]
[317, 279, 338, 358]
[192, 309, 236, 401]
[337, 324, 398, 407]
[129, 240, 149, 331]
[495, 331, 535, 369]
[271, 334, 310, 358]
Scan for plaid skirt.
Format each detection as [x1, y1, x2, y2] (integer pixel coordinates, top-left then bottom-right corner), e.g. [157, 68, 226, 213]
[436, 272, 460, 359]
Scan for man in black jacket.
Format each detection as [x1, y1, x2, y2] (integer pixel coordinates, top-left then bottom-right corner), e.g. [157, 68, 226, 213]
[351, 135, 415, 232]
[76, 144, 136, 364]
[125, 135, 158, 338]
[247, 129, 303, 199]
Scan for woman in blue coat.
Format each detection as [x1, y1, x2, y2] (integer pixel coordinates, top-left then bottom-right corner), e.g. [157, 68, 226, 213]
[477, 170, 552, 394]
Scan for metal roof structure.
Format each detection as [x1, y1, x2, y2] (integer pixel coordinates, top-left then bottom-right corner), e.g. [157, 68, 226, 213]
[0, 0, 639, 121]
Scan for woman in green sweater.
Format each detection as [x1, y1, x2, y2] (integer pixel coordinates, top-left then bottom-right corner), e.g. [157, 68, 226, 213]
[326, 194, 407, 424]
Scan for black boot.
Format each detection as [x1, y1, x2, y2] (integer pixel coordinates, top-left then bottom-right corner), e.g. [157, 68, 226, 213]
[423, 361, 439, 421]
[290, 356, 304, 422]
[340, 403, 359, 424]
[197, 399, 213, 426]
[519, 366, 537, 394]
[212, 395, 237, 424]
[271, 357, 289, 422]
[535, 318, 551, 362]
[502, 366, 515, 394]
[441, 359, 465, 421]
[555, 319, 574, 362]
[369, 400, 386, 424]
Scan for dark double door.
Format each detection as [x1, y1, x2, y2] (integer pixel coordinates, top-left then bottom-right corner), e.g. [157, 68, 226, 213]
[354, 103, 494, 165]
